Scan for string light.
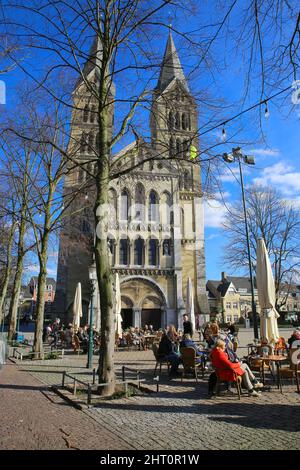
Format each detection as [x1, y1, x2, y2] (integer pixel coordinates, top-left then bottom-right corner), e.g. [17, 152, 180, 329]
[221, 125, 227, 142]
[85, 192, 88, 200]
[264, 101, 270, 119]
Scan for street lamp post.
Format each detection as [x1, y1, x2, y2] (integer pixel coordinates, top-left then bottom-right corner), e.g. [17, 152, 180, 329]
[87, 265, 97, 369]
[223, 147, 259, 339]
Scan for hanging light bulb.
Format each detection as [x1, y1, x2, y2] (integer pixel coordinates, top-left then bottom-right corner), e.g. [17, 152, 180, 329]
[264, 101, 270, 119]
[85, 192, 88, 200]
[221, 125, 227, 142]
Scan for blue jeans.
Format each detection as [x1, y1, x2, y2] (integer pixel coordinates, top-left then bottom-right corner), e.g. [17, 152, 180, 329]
[164, 353, 180, 373]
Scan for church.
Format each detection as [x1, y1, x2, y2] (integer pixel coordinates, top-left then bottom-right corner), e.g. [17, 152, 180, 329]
[55, 32, 209, 330]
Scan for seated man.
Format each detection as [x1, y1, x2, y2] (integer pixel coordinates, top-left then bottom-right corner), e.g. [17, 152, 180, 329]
[180, 334, 207, 364]
[211, 339, 263, 397]
[158, 332, 180, 376]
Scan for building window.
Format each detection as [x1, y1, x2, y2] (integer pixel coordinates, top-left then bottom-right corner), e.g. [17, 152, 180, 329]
[163, 239, 171, 256]
[233, 315, 239, 323]
[120, 189, 129, 220]
[108, 237, 116, 266]
[83, 105, 89, 123]
[232, 302, 238, 309]
[135, 183, 145, 221]
[169, 137, 175, 158]
[176, 138, 181, 156]
[148, 190, 159, 222]
[88, 132, 94, 154]
[226, 315, 232, 323]
[182, 113, 188, 130]
[149, 238, 158, 266]
[134, 237, 144, 266]
[226, 302, 231, 309]
[119, 238, 129, 265]
[175, 112, 180, 129]
[168, 111, 174, 130]
[90, 105, 96, 123]
[80, 132, 87, 153]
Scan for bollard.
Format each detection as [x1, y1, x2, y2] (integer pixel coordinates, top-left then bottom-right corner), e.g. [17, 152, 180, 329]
[92, 368, 96, 385]
[73, 378, 77, 396]
[137, 371, 140, 389]
[87, 384, 92, 405]
[122, 365, 125, 382]
[62, 371, 66, 388]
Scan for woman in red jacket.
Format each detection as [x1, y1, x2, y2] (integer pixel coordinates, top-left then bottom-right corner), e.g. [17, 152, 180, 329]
[211, 339, 263, 397]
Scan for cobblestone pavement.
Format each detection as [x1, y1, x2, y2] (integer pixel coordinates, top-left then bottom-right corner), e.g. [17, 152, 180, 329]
[12, 347, 300, 450]
[0, 362, 133, 450]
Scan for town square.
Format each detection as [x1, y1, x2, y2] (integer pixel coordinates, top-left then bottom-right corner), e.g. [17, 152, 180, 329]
[0, 0, 299, 457]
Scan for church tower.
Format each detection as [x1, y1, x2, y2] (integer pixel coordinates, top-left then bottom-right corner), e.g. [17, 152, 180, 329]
[55, 35, 114, 321]
[150, 31, 209, 323]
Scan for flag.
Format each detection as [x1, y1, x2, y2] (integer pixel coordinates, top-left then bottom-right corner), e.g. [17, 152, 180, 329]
[190, 145, 197, 160]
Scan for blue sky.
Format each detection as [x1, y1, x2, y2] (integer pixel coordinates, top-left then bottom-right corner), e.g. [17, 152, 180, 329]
[1, 1, 299, 284]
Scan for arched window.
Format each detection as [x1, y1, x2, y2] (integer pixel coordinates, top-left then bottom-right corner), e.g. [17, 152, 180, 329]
[88, 132, 94, 154]
[175, 112, 180, 129]
[83, 105, 89, 123]
[80, 132, 87, 153]
[183, 140, 189, 158]
[184, 169, 191, 189]
[161, 192, 171, 225]
[148, 190, 159, 222]
[90, 105, 96, 123]
[182, 113, 188, 130]
[169, 137, 175, 158]
[108, 237, 116, 266]
[119, 237, 129, 265]
[163, 239, 171, 256]
[176, 138, 181, 157]
[135, 183, 145, 221]
[168, 111, 174, 130]
[134, 237, 144, 266]
[120, 189, 129, 220]
[149, 238, 158, 266]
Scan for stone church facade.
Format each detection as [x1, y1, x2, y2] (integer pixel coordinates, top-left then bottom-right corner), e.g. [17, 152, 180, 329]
[55, 32, 209, 329]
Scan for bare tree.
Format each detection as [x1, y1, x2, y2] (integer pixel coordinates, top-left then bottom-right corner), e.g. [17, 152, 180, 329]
[222, 185, 300, 312]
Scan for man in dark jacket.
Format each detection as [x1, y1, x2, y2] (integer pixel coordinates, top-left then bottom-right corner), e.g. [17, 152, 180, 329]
[183, 314, 194, 337]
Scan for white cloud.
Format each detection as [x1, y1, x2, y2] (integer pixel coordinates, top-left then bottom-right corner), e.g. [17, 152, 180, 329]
[253, 161, 300, 196]
[249, 148, 280, 157]
[206, 232, 220, 241]
[204, 200, 229, 228]
[219, 166, 250, 183]
[25, 264, 57, 277]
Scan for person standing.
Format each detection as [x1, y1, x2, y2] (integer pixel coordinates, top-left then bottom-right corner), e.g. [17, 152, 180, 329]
[182, 314, 193, 337]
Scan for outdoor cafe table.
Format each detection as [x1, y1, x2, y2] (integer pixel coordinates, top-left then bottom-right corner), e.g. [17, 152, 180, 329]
[261, 355, 287, 394]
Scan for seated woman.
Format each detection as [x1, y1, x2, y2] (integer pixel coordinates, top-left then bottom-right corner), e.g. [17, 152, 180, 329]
[158, 332, 180, 376]
[211, 339, 263, 397]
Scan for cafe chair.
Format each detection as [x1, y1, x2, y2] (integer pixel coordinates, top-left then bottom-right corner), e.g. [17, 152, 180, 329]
[152, 343, 170, 377]
[278, 348, 300, 393]
[181, 347, 204, 382]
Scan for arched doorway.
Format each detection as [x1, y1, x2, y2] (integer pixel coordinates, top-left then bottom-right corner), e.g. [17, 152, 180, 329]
[121, 295, 134, 329]
[120, 277, 167, 330]
[141, 295, 163, 330]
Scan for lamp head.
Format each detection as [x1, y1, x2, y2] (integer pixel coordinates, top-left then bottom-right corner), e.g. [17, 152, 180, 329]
[222, 152, 235, 163]
[244, 155, 255, 165]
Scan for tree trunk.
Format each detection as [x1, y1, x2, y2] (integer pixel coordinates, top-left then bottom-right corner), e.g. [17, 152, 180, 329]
[0, 223, 15, 325]
[95, 52, 115, 395]
[8, 218, 26, 341]
[33, 252, 48, 358]
[7, 261, 23, 340]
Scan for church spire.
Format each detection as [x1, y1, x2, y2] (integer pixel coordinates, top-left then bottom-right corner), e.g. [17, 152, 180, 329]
[156, 31, 189, 93]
